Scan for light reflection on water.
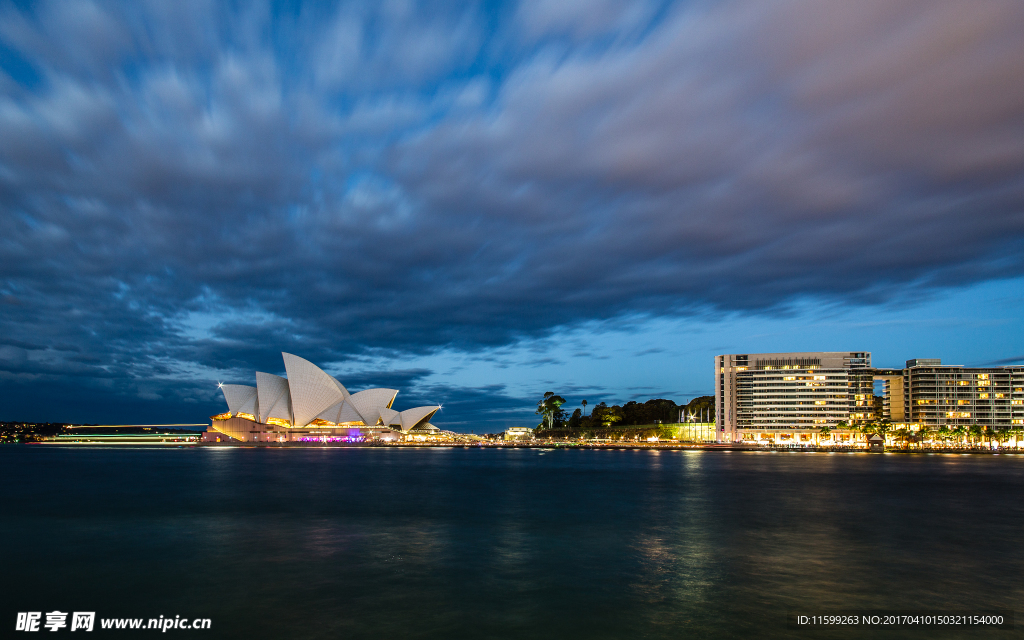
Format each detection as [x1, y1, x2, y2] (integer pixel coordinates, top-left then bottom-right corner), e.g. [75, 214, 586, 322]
[2, 447, 1023, 639]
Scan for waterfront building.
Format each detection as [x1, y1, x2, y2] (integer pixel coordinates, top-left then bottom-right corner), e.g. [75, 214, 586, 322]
[882, 359, 1024, 431]
[203, 353, 441, 443]
[504, 427, 534, 441]
[672, 422, 716, 442]
[715, 352, 874, 444]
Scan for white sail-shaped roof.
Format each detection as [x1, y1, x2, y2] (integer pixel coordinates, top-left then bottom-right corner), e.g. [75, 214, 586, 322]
[379, 407, 400, 427]
[329, 375, 350, 399]
[397, 406, 440, 432]
[348, 388, 399, 426]
[337, 401, 365, 424]
[313, 399, 345, 424]
[313, 399, 366, 425]
[215, 354, 444, 432]
[221, 384, 258, 416]
[257, 371, 292, 424]
[283, 353, 349, 427]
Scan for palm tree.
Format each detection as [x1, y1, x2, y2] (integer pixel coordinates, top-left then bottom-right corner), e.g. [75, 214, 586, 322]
[818, 423, 833, 446]
[581, 399, 588, 417]
[969, 423, 984, 448]
[1008, 425, 1024, 449]
[952, 424, 968, 447]
[937, 425, 952, 448]
[892, 427, 910, 449]
[876, 419, 893, 444]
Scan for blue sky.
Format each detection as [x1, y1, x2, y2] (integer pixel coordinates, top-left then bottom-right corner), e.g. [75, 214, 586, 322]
[1, 1, 1022, 431]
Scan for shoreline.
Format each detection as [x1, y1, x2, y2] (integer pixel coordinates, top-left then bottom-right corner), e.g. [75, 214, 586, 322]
[18, 441, 1024, 454]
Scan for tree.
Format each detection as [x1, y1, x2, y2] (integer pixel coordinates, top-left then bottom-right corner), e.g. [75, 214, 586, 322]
[568, 408, 583, 429]
[536, 392, 566, 430]
[937, 425, 952, 446]
[581, 400, 588, 416]
[1007, 424, 1024, 449]
[591, 402, 622, 428]
[819, 423, 833, 440]
[893, 427, 912, 449]
[951, 425, 967, 446]
[969, 424, 984, 447]
[686, 396, 715, 422]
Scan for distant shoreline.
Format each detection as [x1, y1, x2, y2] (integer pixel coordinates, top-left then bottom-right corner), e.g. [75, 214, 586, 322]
[17, 441, 1024, 454]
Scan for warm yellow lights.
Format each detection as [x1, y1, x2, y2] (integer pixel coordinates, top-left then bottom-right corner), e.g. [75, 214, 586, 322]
[211, 412, 232, 421]
[235, 412, 256, 422]
[266, 417, 291, 427]
[945, 411, 971, 418]
[978, 393, 989, 399]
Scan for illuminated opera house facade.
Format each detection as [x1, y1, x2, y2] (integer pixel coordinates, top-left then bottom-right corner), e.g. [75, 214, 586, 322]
[203, 353, 440, 443]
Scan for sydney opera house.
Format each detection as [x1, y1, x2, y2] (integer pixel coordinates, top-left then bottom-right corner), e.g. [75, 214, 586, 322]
[202, 353, 441, 443]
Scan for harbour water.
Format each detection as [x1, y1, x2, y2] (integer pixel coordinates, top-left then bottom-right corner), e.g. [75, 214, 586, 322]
[3, 446, 1022, 638]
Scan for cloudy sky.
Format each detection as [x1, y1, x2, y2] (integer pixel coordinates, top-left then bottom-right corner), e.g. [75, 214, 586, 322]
[1, 0, 1022, 431]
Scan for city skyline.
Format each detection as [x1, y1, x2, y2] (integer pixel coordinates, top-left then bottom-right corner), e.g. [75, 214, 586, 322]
[1, 1, 1023, 432]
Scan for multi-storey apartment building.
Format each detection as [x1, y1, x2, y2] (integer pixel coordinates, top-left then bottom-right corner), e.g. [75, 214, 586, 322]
[883, 359, 1024, 431]
[715, 352, 874, 443]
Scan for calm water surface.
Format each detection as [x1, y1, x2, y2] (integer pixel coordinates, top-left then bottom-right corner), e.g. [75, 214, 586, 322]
[2, 446, 1022, 639]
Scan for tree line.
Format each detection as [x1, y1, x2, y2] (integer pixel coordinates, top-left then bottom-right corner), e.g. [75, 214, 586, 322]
[831, 418, 1024, 449]
[535, 392, 715, 431]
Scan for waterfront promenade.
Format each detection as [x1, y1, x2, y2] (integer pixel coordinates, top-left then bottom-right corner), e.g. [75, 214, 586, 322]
[192, 440, 1024, 453]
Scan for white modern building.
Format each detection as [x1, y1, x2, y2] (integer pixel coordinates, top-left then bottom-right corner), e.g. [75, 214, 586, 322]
[203, 353, 441, 443]
[715, 351, 874, 444]
[504, 427, 534, 441]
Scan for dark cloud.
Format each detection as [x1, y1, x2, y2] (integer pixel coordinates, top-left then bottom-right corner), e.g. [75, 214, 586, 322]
[1, 0, 1022, 425]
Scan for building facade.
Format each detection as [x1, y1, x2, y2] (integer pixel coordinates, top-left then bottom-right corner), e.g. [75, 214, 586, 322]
[715, 352, 874, 444]
[883, 359, 1024, 431]
[504, 427, 535, 441]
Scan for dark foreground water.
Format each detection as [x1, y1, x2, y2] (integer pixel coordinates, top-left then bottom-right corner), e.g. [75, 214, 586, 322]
[2, 447, 1023, 639]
